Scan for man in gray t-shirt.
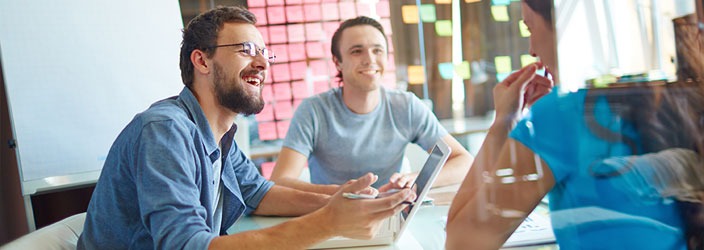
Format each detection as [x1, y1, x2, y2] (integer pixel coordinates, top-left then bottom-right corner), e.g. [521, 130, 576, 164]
[270, 16, 473, 194]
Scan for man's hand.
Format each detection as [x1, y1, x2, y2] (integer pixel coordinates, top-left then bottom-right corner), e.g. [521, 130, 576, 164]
[319, 173, 414, 239]
[378, 173, 417, 193]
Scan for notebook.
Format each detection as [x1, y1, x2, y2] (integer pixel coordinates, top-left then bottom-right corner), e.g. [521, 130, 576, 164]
[239, 140, 452, 249]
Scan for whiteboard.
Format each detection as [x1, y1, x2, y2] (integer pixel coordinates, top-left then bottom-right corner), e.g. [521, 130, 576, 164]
[0, 0, 184, 195]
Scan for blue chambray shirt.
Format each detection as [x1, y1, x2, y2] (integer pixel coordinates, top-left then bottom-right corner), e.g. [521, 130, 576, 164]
[78, 87, 273, 250]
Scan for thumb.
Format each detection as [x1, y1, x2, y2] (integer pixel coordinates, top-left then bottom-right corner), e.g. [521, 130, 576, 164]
[341, 173, 378, 193]
[509, 64, 537, 92]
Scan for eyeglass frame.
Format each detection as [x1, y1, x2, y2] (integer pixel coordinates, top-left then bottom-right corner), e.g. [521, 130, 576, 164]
[207, 41, 276, 64]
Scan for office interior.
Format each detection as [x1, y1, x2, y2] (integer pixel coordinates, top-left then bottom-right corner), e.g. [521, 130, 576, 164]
[0, 0, 699, 247]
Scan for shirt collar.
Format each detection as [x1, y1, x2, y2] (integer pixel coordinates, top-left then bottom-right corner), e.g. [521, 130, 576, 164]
[178, 87, 238, 156]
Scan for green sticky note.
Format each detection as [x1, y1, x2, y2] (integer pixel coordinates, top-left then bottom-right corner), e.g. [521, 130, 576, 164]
[454, 61, 471, 79]
[520, 54, 537, 67]
[438, 62, 454, 80]
[492, 0, 510, 5]
[491, 5, 509, 22]
[435, 20, 452, 36]
[494, 56, 512, 74]
[420, 4, 437, 23]
[519, 20, 531, 37]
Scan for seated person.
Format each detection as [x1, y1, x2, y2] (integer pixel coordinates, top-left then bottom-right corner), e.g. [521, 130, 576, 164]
[78, 6, 413, 249]
[270, 16, 474, 194]
[446, 1, 704, 249]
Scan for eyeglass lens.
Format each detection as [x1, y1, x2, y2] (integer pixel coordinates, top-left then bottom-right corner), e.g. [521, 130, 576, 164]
[242, 42, 275, 63]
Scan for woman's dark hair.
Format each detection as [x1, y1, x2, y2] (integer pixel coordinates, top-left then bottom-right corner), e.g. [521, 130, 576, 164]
[330, 16, 388, 82]
[179, 6, 256, 88]
[584, 61, 704, 249]
[523, 0, 553, 28]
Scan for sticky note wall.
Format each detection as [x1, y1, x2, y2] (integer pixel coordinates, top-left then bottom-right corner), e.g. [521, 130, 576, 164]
[248, 0, 397, 141]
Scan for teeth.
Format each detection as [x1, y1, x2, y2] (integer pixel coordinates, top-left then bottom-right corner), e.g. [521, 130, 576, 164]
[243, 77, 261, 84]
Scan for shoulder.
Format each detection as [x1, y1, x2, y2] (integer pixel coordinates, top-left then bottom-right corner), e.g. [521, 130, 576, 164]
[382, 87, 416, 106]
[131, 98, 194, 134]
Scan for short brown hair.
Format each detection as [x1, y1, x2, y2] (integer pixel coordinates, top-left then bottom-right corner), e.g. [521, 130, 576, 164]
[179, 6, 257, 87]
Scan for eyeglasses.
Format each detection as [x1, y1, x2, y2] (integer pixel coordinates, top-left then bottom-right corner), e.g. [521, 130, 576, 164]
[208, 41, 276, 64]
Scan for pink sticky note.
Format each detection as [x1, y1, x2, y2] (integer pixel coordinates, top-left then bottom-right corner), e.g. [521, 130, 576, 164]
[356, 2, 372, 17]
[306, 42, 325, 58]
[268, 25, 288, 44]
[338, 2, 356, 20]
[314, 81, 331, 94]
[285, 5, 304, 23]
[289, 61, 307, 80]
[291, 81, 310, 99]
[262, 85, 274, 102]
[287, 24, 305, 43]
[273, 83, 292, 101]
[264, 70, 273, 84]
[248, 0, 266, 7]
[270, 44, 288, 63]
[288, 43, 306, 62]
[303, 0, 320, 3]
[322, 22, 339, 40]
[255, 104, 275, 122]
[285, 0, 303, 4]
[272, 63, 291, 82]
[309, 60, 328, 77]
[249, 8, 267, 26]
[380, 18, 392, 35]
[377, 1, 391, 18]
[266, 0, 284, 6]
[276, 120, 291, 139]
[260, 161, 276, 179]
[258, 122, 278, 141]
[303, 4, 322, 22]
[321, 3, 339, 21]
[257, 26, 269, 45]
[305, 23, 324, 41]
[267, 6, 286, 25]
[274, 101, 294, 120]
[387, 54, 396, 71]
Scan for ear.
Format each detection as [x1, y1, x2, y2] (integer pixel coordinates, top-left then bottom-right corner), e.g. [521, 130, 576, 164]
[333, 56, 341, 71]
[191, 49, 210, 75]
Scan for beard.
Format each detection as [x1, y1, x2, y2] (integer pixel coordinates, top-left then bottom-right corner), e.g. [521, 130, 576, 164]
[213, 62, 265, 116]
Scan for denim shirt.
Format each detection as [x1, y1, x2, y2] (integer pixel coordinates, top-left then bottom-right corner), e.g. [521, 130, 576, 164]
[78, 87, 273, 250]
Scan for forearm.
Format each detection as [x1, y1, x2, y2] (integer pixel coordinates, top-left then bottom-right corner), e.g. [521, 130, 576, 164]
[253, 185, 329, 216]
[272, 177, 339, 195]
[431, 151, 473, 187]
[209, 208, 335, 250]
[447, 122, 511, 220]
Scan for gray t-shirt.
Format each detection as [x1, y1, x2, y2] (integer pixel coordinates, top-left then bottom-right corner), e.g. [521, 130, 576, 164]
[283, 87, 448, 188]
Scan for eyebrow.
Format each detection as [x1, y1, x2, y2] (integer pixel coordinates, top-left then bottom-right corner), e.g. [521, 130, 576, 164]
[347, 44, 385, 51]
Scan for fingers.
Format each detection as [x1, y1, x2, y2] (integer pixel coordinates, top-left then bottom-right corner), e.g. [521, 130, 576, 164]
[509, 64, 538, 92]
[340, 173, 378, 194]
[363, 188, 415, 213]
[500, 62, 541, 87]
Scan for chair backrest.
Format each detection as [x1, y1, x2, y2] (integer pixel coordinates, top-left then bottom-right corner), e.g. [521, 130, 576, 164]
[0, 212, 86, 250]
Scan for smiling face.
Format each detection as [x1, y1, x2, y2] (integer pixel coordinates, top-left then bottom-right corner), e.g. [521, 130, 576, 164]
[210, 22, 269, 115]
[521, 1, 556, 72]
[334, 25, 388, 92]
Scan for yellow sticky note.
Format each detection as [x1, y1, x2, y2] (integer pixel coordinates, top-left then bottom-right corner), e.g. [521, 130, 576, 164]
[454, 61, 471, 79]
[465, 0, 481, 3]
[491, 5, 509, 22]
[494, 56, 512, 74]
[436, 0, 452, 4]
[521, 54, 537, 67]
[408, 65, 425, 85]
[519, 20, 531, 37]
[435, 20, 452, 36]
[402, 5, 419, 24]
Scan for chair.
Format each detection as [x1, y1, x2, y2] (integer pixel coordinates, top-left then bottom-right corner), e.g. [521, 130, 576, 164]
[0, 212, 86, 250]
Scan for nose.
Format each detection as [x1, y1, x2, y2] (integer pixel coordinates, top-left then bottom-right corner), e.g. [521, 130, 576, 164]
[361, 50, 374, 65]
[251, 52, 268, 70]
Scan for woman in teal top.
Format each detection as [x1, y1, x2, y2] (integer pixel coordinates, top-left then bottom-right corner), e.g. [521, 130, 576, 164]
[446, 0, 704, 249]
